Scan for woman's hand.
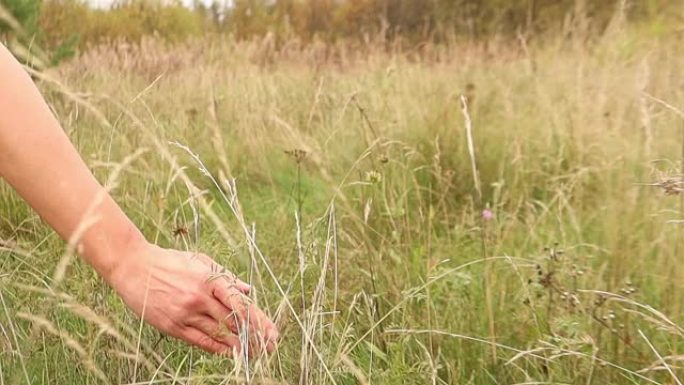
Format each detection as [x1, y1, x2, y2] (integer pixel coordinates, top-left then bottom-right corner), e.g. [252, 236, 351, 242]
[108, 242, 278, 356]
[0, 44, 278, 357]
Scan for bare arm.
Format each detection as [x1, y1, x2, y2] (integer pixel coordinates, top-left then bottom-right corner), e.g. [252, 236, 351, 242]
[0, 44, 145, 280]
[0, 44, 277, 355]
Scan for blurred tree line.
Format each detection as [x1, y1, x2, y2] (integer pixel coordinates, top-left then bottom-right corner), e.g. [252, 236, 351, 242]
[0, 0, 679, 59]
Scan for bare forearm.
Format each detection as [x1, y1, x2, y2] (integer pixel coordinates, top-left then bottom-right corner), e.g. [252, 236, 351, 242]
[0, 44, 145, 281]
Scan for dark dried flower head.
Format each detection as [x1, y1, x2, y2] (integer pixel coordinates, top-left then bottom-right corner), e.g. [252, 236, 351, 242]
[660, 177, 684, 195]
[285, 149, 308, 163]
[173, 226, 189, 238]
[464, 83, 476, 104]
[639, 175, 684, 195]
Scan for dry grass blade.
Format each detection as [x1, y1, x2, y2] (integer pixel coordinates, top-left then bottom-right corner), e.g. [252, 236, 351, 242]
[638, 329, 683, 385]
[459, 94, 482, 201]
[642, 92, 684, 119]
[579, 290, 684, 336]
[386, 328, 549, 361]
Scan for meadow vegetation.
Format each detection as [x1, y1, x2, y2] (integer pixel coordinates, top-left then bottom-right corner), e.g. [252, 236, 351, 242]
[1, 1, 684, 384]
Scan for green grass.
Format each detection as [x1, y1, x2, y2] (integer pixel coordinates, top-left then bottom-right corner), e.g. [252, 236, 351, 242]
[1, 22, 684, 384]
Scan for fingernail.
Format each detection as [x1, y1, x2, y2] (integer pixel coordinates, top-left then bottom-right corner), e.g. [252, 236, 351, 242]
[237, 280, 251, 293]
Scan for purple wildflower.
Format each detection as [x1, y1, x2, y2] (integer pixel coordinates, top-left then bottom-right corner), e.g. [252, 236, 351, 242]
[482, 208, 494, 221]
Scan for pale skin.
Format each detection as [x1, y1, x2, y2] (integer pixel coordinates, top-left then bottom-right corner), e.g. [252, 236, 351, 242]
[0, 43, 278, 356]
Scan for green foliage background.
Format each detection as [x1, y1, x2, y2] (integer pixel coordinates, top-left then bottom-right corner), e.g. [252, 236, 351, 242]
[0, 0, 40, 35]
[1, 0, 681, 57]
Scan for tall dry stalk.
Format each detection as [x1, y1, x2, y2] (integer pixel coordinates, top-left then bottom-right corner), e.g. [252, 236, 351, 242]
[459, 94, 497, 362]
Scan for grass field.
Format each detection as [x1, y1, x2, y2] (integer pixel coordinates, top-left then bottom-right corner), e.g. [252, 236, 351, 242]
[1, 18, 684, 385]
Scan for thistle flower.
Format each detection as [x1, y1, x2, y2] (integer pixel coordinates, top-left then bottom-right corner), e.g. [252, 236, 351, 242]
[482, 208, 494, 221]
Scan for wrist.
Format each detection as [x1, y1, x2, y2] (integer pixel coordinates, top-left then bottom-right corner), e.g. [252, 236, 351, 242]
[109, 229, 149, 284]
[80, 218, 149, 284]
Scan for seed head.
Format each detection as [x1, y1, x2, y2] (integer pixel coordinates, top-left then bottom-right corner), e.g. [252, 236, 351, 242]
[285, 149, 308, 164]
[365, 170, 382, 184]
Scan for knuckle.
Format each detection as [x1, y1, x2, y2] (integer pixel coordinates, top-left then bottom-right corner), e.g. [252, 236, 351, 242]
[200, 253, 219, 268]
[161, 320, 183, 337]
[195, 334, 212, 347]
[181, 292, 206, 311]
[196, 335, 226, 354]
[157, 320, 173, 334]
[182, 329, 210, 349]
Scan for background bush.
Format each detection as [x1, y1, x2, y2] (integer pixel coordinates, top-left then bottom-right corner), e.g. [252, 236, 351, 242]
[2, 0, 680, 58]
